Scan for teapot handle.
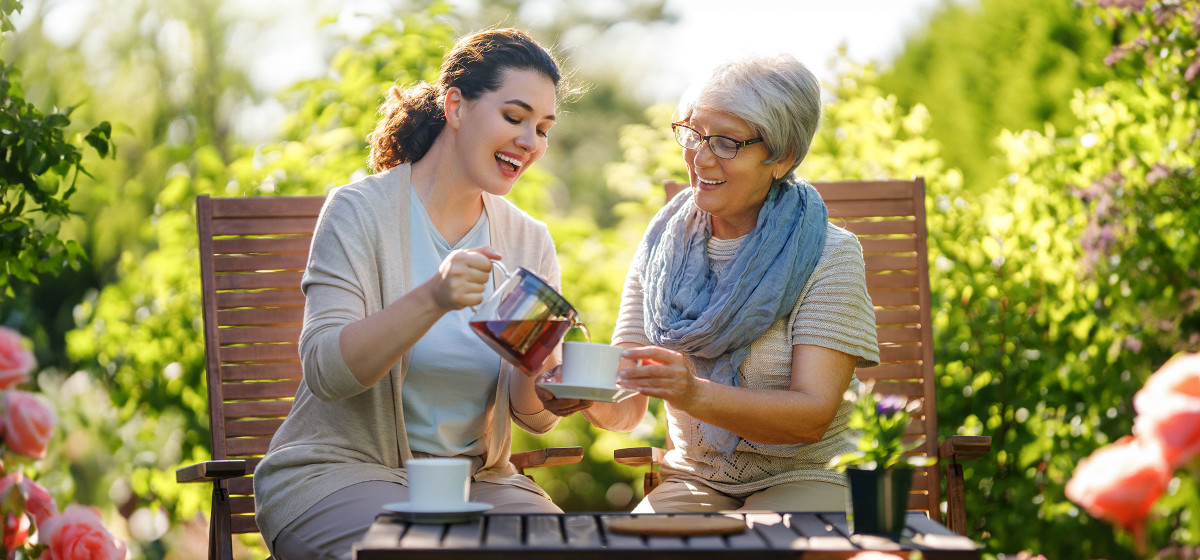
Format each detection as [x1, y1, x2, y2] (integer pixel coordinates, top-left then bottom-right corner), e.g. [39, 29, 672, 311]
[489, 259, 513, 279]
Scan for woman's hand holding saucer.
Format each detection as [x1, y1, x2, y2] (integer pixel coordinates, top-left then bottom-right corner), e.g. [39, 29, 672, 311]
[534, 365, 593, 416]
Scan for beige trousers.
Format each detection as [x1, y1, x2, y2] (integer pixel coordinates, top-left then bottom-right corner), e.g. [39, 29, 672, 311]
[272, 478, 561, 560]
[632, 477, 847, 513]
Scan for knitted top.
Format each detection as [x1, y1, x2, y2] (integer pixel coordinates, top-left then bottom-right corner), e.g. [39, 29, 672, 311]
[253, 164, 562, 547]
[612, 222, 879, 496]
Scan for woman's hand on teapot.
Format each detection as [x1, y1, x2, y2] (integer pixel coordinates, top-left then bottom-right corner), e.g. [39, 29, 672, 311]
[534, 365, 593, 416]
[618, 346, 701, 410]
[432, 246, 501, 311]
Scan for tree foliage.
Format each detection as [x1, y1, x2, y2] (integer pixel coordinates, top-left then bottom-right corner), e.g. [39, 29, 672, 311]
[0, 0, 112, 325]
[0, 0, 255, 373]
[0, 75, 110, 290]
[878, 0, 1114, 191]
[880, 2, 1200, 557]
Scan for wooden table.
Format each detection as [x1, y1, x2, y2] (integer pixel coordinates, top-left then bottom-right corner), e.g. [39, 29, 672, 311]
[353, 511, 981, 559]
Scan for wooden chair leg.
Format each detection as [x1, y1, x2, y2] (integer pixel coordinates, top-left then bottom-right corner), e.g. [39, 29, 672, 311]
[211, 480, 234, 560]
[643, 471, 658, 497]
[945, 460, 966, 535]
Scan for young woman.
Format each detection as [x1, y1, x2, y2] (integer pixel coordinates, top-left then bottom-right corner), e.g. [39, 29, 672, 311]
[254, 28, 583, 560]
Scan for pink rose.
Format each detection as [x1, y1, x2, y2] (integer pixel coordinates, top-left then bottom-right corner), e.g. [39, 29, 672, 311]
[0, 390, 56, 459]
[1134, 352, 1200, 468]
[2, 510, 30, 551]
[38, 505, 127, 560]
[0, 327, 35, 390]
[0, 473, 31, 549]
[20, 475, 58, 526]
[1065, 435, 1171, 529]
[0, 473, 58, 527]
[0, 472, 16, 495]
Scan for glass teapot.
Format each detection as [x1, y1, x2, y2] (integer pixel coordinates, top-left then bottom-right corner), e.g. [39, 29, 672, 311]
[469, 261, 581, 375]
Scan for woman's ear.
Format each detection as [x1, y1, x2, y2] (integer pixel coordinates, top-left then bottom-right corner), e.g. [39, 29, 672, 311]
[444, 87, 464, 130]
[772, 160, 791, 181]
[774, 150, 800, 180]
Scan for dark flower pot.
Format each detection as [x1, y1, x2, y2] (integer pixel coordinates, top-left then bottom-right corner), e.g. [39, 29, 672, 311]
[846, 466, 913, 540]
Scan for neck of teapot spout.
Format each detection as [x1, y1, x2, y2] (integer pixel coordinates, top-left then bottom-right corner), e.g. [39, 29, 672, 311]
[567, 320, 591, 343]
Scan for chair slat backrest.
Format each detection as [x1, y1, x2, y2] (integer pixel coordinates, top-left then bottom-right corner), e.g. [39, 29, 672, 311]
[812, 178, 941, 521]
[197, 194, 325, 535]
[663, 178, 940, 520]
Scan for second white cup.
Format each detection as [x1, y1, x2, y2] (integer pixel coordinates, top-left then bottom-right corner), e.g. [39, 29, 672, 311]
[406, 457, 471, 509]
[561, 341, 623, 388]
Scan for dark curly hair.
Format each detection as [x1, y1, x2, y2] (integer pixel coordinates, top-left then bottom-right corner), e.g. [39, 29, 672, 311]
[367, 28, 563, 172]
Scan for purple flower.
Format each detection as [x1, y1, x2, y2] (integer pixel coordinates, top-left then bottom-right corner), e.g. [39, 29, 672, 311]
[875, 395, 906, 419]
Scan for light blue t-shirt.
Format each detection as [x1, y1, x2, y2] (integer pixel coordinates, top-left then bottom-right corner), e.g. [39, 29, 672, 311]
[402, 190, 502, 457]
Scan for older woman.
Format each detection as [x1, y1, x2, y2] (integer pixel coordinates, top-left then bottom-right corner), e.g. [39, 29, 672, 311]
[584, 54, 879, 513]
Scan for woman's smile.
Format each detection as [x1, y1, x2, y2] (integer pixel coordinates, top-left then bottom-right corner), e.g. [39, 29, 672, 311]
[696, 176, 726, 190]
[495, 151, 525, 178]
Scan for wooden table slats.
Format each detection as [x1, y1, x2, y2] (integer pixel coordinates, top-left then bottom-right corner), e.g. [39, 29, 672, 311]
[722, 522, 772, 550]
[598, 514, 653, 550]
[443, 521, 484, 549]
[354, 511, 980, 559]
[397, 523, 444, 549]
[746, 513, 809, 550]
[790, 514, 853, 550]
[523, 516, 565, 549]
[562, 514, 603, 548]
[483, 515, 523, 548]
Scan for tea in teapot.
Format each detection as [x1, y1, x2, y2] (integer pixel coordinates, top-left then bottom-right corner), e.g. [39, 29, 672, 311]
[469, 262, 587, 375]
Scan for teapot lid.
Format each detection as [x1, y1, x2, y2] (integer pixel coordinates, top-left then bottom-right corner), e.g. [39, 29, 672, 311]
[513, 267, 577, 318]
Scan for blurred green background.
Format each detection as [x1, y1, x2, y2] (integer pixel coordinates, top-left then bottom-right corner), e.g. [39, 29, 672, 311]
[2, 0, 1198, 558]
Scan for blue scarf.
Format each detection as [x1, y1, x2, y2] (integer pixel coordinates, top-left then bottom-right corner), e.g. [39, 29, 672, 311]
[638, 178, 828, 455]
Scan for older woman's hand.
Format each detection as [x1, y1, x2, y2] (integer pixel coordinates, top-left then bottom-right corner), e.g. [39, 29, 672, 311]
[534, 365, 593, 416]
[618, 346, 701, 410]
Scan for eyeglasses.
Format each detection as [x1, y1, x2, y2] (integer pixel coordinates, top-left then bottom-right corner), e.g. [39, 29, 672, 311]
[671, 122, 763, 159]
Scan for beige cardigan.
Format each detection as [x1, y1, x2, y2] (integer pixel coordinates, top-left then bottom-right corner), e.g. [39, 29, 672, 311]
[253, 164, 561, 546]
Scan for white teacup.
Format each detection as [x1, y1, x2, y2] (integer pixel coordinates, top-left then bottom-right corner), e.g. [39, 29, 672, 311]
[406, 457, 471, 508]
[561, 341, 623, 388]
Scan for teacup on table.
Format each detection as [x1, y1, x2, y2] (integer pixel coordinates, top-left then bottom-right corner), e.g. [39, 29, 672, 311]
[406, 457, 470, 509]
[561, 341, 623, 388]
[386, 457, 492, 522]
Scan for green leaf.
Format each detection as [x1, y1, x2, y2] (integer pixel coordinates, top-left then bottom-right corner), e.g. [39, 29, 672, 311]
[44, 112, 70, 129]
[84, 121, 112, 159]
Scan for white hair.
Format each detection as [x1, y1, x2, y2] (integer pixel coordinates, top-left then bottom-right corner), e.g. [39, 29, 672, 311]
[676, 53, 821, 176]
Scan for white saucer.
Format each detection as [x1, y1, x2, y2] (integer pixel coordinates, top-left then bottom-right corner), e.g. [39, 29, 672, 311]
[381, 501, 492, 523]
[536, 382, 638, 403]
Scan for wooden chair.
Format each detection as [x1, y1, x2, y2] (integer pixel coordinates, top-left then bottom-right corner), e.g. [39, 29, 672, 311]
[614, 178, 991, 535]
[176, 194, 583, 560]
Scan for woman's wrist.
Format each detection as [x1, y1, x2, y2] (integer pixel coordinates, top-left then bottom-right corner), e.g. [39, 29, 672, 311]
[508, 366, 545, 415]
[665, 375, 707, 416]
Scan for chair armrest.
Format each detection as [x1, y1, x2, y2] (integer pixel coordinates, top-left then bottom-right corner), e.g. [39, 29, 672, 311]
[614, 447, 666, 467]
[940, 435, 991, 536]
[940, 435, 992, 462]
[176, 460, 249, 483]
[510, 447, 583, 472]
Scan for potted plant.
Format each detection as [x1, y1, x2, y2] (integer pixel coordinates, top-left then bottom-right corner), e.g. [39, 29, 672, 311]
[830, 381, 935, 540]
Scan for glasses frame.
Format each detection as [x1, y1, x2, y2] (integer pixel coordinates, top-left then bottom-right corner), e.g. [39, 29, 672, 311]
[671, 122, 764, 160]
